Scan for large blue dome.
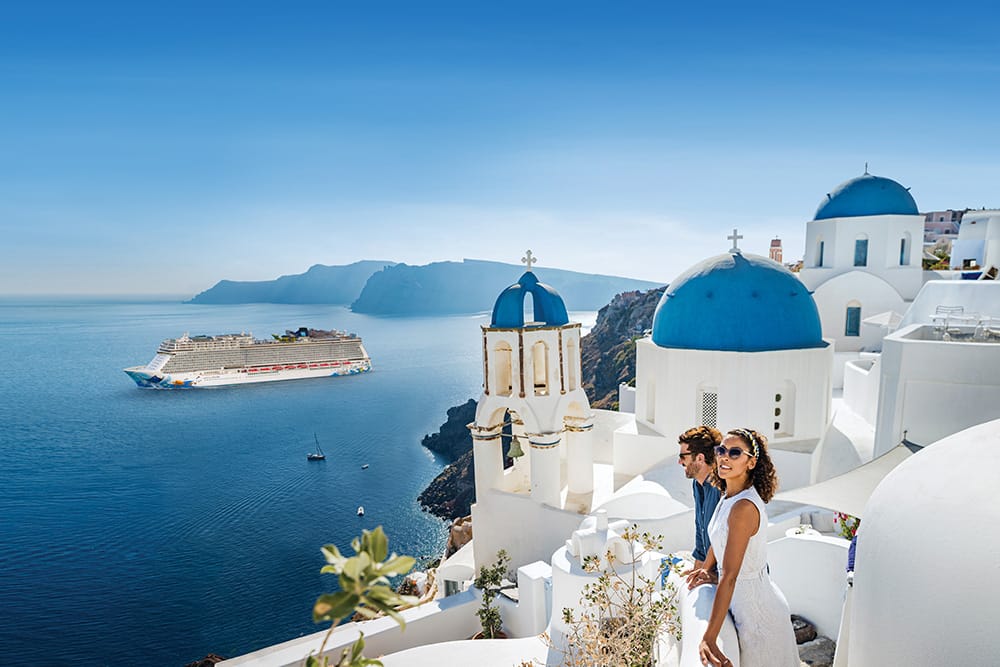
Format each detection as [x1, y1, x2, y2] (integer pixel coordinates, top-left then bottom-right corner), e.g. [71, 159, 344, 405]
[651, 252, 826, 352]
[491, 271, 569, 328]
[813, 173, 919, 220]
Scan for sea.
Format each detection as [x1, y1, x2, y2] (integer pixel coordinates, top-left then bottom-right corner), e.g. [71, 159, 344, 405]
[0, 299, 594, 666]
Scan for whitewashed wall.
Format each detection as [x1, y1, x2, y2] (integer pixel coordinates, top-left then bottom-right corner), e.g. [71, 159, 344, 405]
[842, 356, 880, 426]
[221, 590, 480, 667]
[767, 534, 850, 640]
[634, 340, 832, 451]
[811, 272, 907, 355]
[874, 324, 1000, 455]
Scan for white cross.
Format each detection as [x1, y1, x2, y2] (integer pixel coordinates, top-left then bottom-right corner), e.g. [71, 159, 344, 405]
[521, 250, 537, 271]
[728, 229, 743, 253]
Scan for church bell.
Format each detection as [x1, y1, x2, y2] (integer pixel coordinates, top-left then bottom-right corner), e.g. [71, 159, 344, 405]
[507, 434, 525, 459]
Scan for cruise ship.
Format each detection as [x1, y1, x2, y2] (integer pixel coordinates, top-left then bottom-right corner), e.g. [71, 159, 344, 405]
[124, 327, 372, 388]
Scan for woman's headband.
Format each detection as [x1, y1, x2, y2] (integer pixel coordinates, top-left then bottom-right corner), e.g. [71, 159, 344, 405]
[733, 428, 760, 458]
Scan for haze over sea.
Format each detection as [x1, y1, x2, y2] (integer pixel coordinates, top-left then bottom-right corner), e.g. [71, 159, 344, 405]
[0, 298, 595, 666]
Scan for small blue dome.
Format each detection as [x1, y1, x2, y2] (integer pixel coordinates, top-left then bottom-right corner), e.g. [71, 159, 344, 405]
[814, 173, 919, 220]
[652, 252, 826, 352]
[491, 271, 569, 328]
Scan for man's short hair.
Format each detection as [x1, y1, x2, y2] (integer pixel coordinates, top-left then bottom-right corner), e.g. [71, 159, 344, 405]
[678, 425, 723, 464]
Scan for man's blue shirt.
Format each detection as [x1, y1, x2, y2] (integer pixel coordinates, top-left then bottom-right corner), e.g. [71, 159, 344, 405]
[692, 477, 722, 563]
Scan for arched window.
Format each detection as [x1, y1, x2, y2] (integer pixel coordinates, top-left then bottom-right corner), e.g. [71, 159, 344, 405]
[494, 342, 513, 396]
[899, 232, 911, 266]
[532, 340, 549, 396]
[845, 301, 862, 337]
[854, 234, 869, 267]
[523, 292, 535, 325]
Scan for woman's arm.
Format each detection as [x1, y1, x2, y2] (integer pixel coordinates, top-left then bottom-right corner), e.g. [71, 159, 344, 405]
[699, 499, 760, 666]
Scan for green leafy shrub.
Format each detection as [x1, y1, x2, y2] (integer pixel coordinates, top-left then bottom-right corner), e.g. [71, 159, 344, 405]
[473, 550, 511, 639]
[306, 526, 417, 667]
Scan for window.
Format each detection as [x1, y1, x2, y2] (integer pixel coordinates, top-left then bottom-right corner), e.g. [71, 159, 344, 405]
[774, 382, 795, 438]
[494, 342, 513, 396]
[816, 240, 825, 267]
[532, 341, 549, 396]
[899, 233, 911, 266]
[700, 391, 718, 428]
[854, 238, 868, 267]
[845, 305, 861, 337]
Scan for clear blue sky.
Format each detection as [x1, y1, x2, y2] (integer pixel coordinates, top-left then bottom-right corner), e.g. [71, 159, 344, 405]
[2, 1, 999, 295]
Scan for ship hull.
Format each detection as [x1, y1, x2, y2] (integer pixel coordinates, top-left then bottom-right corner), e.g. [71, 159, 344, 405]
[124, 360, 372, 388]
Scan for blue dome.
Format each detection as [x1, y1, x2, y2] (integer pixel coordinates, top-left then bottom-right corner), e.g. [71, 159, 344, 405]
[813, 173, 918, 220]
[651, 252, 826, 352]
[491, 271, 569, 328]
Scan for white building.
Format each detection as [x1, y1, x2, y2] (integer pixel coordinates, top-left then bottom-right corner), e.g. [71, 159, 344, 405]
[798, 172, 925, 362]
[949, 209, 1000, 276]
[839, 280, 1000, 457]
[631, 247, 833, 490]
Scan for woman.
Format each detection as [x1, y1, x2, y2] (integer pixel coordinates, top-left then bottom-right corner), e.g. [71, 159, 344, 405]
[684, 428, 799, 667]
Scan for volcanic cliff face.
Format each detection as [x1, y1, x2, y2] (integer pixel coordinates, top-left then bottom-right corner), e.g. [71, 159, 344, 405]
[418, 286, 666, 520]
[580, 286, 665, 409]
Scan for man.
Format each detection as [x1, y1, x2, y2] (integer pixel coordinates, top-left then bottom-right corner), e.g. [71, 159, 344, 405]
[678, 425, 723, 570]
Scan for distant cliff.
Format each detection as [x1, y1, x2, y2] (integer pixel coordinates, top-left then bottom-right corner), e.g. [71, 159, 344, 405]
[187, 261, 395, 304]
[351, 259, 661, 315]
[581, 286, 666, 409]
[418, 285, 667, 519]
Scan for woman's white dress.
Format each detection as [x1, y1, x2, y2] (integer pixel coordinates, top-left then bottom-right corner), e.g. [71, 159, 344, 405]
[707, 487, 799, 667]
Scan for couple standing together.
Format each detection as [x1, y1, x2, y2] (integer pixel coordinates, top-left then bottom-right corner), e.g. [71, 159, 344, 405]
[677, 426, 799, 667]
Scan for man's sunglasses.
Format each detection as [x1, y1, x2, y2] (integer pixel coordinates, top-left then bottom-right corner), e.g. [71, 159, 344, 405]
[715, 445, 753, 459]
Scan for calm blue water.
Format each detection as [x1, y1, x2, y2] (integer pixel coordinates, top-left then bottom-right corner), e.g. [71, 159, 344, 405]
[0, 300, 505, 666]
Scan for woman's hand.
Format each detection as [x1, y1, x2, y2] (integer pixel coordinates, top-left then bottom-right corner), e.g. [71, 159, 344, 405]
[685, 567, 718, 589]
[699, 635, 731, 666]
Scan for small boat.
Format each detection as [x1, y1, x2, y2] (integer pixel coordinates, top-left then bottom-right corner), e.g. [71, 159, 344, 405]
[307, 433, 326, 461]
[357, 506, 365, 516]
[361, 464, 369, 469]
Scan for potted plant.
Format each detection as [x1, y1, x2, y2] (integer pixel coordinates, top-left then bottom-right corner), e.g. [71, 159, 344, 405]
[556, 526, 680, 667]
[473, 549, 512, 639]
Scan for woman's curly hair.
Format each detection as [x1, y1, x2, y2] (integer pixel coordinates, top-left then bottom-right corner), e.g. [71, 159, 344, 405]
[710, 428, 780, 502]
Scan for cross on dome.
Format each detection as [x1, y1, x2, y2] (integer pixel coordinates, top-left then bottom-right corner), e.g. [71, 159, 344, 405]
[521, 250, 537, 271]
[728, 229, 743, 254]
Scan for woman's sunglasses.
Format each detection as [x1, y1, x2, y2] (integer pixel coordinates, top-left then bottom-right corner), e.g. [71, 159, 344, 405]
[715, 445, 753, 459]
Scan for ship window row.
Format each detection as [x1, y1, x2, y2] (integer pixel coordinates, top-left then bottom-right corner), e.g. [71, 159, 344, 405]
[162, 343, 366, 372]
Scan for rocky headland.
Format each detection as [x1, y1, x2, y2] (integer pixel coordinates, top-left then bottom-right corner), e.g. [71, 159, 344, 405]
[188, 260, 395, 304]
[418, 285, 666, 519]
[351, 258, 661, 315]
[186, 257, 659, 313]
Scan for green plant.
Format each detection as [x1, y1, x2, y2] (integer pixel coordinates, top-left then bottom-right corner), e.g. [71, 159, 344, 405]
[557, 527, 680, 667]
[306, 526, 418, 667]
[835, 512, 860, 540]
[473, 549, 512, 639]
